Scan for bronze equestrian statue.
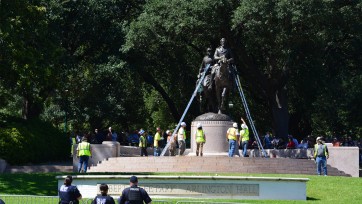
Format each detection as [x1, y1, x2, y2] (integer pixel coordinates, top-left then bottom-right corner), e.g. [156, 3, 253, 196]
[197, 38, 234, 114]
[197, 47, 218, 113]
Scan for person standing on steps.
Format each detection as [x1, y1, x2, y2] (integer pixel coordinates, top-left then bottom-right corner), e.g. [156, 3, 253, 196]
[153, 127, 162, 156]
[314, 137, 329, 176]
[240, 117, 250, 157]
[226, 123, 239, 157]
[139, 129, 148, 157]
[178, 122, 187, 156]
[194, 123, 206, 156]
[77, 137, 92, 173]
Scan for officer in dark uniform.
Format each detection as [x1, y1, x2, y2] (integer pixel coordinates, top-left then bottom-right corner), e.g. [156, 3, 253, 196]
[119, 176, 152, 204]
[59, 175, 82, 204]
[0, 198, 5, 204]
[92, 183, 115, 204]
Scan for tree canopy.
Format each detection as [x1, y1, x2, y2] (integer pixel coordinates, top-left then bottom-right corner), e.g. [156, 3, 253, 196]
[0, 0, 361, 140]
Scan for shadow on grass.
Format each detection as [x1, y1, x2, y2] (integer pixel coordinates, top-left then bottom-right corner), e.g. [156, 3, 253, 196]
[307, 197, 320, 201]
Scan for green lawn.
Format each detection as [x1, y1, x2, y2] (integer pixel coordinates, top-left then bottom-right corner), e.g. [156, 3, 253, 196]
[0, 172, 361, 203]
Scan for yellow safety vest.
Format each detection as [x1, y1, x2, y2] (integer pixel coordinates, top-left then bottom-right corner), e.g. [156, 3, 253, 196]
[227, 128, 237, 140]
[241, 128, 249, 142]
[196, 129, 205, 143]
[178, 127, 186, 140]
[314, 144, 328, 157]
[154, 132, 161, 147]
[78, 142, 91, 156]
[139, 135, 146, 147]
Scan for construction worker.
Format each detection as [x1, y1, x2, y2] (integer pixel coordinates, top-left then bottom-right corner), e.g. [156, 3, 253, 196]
[314, 137, 329, 176]
[240, 117, 250, 157]
[77, 137, 92, 173]
[226, 123, 239, 157]
[194, 123, 206, 156]
[178, 122, 187, 156]
[139, 129, 148, 157]
[154, 127, 162, 156]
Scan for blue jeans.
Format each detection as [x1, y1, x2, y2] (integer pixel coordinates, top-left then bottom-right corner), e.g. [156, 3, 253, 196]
[242, 140, 249, 157]
[228, 139, 236, 157]
[316, 156, 327, 175]
[78, 155, 89, 173]
[154, 147, 160, 156]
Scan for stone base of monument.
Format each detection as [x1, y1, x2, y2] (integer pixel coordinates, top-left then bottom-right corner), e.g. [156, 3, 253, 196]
[190, 112, 233, 154]
[56, 175, 308, 200]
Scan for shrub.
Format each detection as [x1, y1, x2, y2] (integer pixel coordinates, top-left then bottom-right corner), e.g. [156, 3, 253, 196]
[0, 114, 69, 165]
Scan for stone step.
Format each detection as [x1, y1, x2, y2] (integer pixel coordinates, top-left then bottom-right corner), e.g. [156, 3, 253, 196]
[88, 156, 349, 176]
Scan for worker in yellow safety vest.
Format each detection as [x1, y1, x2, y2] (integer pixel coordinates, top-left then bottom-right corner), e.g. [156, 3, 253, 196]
[76, 137, 92, 173]
[139, 129, 148, 157]
[194, 123, 206, 156]
[226, 123, 239, 157]
[240, 117, 250, 157]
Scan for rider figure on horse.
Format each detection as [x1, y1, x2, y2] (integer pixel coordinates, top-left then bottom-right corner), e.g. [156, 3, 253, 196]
[198, 47, 214, 90]
[212, 38, 234, 86]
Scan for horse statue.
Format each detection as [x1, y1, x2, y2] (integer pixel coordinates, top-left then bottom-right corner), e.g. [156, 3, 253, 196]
[196, 66, 218, 113]
[214, 56, 233, 114]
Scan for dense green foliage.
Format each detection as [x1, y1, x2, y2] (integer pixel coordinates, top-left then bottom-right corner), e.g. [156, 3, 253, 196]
[0, 114, 69, 164]
[0, 0, 361, 147]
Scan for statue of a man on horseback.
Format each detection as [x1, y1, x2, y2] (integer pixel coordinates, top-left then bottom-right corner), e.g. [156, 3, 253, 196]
[197, 38, 235, 114]
[197, 47, 217, 113]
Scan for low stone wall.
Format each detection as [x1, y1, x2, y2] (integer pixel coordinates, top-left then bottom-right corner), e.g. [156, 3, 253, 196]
[249, 147, 359, 177]
[73, 141, 120, 172]
[56, 175, 309, 200]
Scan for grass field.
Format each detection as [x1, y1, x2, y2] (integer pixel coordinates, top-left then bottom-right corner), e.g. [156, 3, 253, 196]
[0, 172, 361, 203]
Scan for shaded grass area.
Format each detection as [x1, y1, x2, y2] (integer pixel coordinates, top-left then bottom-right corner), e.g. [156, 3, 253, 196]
[0, 172, 361, 203]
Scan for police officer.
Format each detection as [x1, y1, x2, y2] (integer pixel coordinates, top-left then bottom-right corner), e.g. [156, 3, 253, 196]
[92, 184, 115, 204]
[59, 175, 82, 204]
[226, 123, 239, 157]
[119, 176, 152, 204]
[77, 137, 92, 173]
[194, 123, 206, 156]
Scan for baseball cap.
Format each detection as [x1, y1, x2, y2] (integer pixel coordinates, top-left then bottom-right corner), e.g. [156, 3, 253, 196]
[130, 176, 138, 183]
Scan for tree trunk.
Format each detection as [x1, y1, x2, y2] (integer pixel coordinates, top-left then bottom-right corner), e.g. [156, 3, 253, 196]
[270, 86, 289, 139]
[22, 95, 42, 120]
[136, 69, 181, 122]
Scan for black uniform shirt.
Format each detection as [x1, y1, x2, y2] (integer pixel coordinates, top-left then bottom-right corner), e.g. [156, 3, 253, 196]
[119, 185, 152, 204]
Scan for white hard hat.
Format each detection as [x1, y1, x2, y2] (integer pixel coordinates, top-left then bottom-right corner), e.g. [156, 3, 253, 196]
[233, 123, 238, 128]
[181, 122, 186, 127]
[166, 130, 170, 134]
[197, 123, 202, 128]
[316, 137, 322, 141]
[241, 124, 248, 129]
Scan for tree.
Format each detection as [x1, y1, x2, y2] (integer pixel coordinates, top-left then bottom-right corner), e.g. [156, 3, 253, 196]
[0, 0, 63, 119]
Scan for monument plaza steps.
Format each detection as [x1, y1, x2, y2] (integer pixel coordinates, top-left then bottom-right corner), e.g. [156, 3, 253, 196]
[88, 156, 349, 176]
